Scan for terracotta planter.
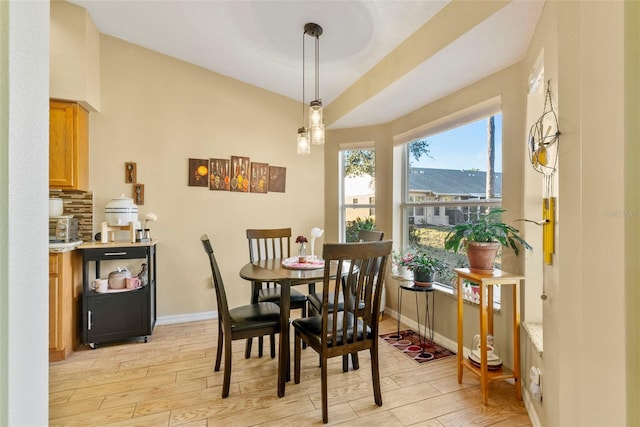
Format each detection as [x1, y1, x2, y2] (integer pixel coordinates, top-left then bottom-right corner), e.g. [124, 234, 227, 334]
[466, 241, 500, 274]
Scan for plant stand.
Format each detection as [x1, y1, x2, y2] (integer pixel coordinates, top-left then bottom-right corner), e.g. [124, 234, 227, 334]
[454, 268, 524, 405]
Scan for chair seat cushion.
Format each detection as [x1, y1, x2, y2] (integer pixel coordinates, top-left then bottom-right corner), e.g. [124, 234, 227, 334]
[292, 313, 372, 347]
[229, 302, 281, 333]
[258, 287, 307, 304]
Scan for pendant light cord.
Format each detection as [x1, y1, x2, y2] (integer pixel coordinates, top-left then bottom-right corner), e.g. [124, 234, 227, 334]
[302, 30, 306, 126]
[314, 35, 320, 101]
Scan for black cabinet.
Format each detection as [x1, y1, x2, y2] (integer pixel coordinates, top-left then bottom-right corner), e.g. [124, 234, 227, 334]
[79, 241, 157, 348]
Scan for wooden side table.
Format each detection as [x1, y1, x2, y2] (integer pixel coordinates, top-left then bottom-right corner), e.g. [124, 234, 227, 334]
[454, 268, 524, 404]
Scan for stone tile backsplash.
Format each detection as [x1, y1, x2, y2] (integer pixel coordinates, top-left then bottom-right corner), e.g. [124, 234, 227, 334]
[49, 189, 93, 241]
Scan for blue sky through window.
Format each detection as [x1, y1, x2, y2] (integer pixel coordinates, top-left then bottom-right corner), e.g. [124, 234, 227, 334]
[412, 114, 502, 173]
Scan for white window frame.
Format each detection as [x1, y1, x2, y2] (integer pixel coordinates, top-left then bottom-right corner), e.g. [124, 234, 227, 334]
[397, 97, 503, 307]
[339, 143, 376, 243]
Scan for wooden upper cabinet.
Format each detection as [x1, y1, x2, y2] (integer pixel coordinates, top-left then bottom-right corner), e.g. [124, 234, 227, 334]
[49, 100, 89, 190]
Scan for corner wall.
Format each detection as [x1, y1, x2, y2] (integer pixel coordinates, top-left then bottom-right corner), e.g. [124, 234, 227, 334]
[1, 1, 50, 424]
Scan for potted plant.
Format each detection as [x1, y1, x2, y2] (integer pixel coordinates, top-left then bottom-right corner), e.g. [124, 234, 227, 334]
[407, 252, 449, 285]
[443, 208, 532, 273]
[397, 249, 449, 286]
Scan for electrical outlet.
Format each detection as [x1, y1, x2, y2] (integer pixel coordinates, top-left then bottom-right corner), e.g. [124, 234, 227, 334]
[529, 366, 542, 401]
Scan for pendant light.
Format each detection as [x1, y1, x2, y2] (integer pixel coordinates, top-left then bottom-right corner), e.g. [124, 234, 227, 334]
[297, 23, 310, 154]
[306, 23, 325, 145]
[297, 23, 324, 154]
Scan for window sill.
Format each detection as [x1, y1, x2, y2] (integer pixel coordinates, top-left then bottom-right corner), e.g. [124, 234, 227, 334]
[523, 322, 543, 357]
[433, 282, 501, 313]
[392, 275, 501, 312]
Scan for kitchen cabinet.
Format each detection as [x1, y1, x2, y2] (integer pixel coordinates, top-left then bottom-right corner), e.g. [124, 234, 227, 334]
[49, 99, 89, 190]
[49, 251, 82, 361]
[79, 241, 157, 348]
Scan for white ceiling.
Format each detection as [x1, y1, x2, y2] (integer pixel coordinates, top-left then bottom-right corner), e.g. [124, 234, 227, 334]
[68, 0, 544, 129]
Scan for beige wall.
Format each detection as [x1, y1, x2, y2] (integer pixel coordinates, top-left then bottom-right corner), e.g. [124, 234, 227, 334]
[50, 0, 100, 111]
[89, 35, 324, 318]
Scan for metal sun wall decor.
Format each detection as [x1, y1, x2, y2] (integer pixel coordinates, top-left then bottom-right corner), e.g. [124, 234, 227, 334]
[188, 157, 286, 194]
[527, 80, 560, 265]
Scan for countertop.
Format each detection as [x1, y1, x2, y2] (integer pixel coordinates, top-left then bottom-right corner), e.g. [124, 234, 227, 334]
[78, 240, 159, 250]
[49, 240, 83, 253]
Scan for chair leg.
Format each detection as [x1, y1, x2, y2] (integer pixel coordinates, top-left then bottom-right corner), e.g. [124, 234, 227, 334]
[351, 352, 360, 370]
[342, 355, 349, 372]
[294, 332, 302, 384]
[270, 334, 276, 358]
[215, 325, 223, 372]
[301, 304, 307, 349]
[244, 338, 253, 359]
[370, 345, 382, 406]
[321, 356, 329, 423]
[222, 335, 233, 398]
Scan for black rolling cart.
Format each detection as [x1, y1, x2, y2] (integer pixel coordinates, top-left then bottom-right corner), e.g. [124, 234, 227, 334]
[79, 240, 157, 349]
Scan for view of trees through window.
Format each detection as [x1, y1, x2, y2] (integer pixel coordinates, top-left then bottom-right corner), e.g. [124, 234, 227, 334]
[340, 113, 503, 294]
[341, 149, 376, 242]
[404, 114, 503, 288]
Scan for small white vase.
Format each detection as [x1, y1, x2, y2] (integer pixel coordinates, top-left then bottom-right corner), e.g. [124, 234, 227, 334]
[398, 266, 413, 280]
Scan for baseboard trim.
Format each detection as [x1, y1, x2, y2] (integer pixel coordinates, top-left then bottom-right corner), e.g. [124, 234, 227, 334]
[155, 311, 218, 326]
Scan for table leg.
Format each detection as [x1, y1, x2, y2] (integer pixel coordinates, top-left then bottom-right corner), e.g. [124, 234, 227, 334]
[425, 291, 434, 341]
[514, 280, 522, 400]
[389, 283, 402, 340]
[479, 282, 489, 405]
[278, 280, 290, 398]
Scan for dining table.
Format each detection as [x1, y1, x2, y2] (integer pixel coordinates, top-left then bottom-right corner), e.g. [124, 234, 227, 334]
[239, 256, 341, 397]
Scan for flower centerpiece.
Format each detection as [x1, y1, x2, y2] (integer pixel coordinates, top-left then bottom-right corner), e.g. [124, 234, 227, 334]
[295, 235, 308, 263]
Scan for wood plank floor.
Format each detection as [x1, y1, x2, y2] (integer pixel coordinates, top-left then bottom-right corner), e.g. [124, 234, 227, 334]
[49, 315, 532, 426]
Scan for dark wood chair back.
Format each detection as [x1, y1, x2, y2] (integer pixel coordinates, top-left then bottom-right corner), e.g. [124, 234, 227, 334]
[245, 228, 307, 358]
[201, 234, 230, 326]
[357, 229, 384, 242]
[246, 228, 291, 262]
[200, 234, 281, 398]
[293, 239, 393, 423]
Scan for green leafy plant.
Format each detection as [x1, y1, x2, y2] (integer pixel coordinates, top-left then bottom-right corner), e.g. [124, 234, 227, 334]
[395, 248, 448, 275]
[443, 208, 532, 255]
[345, 216, 375, 242]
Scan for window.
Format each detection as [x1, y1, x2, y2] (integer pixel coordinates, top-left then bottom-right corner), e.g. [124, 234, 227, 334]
[341, 147, 376, 242]
[401, 110, 502, 305]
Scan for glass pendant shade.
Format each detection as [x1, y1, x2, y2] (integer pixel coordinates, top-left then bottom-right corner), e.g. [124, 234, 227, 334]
[309, 100, 323, 127]
[310, 122, 325, 145]
[309, 99, 324, 144]
[297, 127, 310, 155]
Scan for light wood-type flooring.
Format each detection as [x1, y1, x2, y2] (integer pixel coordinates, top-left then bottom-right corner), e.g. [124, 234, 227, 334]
[49, 315, 532, 426]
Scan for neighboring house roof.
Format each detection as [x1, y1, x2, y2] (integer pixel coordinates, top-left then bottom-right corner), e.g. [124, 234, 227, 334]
[408, 168, 502, 197]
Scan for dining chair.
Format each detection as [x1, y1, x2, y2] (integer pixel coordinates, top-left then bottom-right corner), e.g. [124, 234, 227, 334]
[200, 234, 281, 398]
[293, 239, 392, 424]
[245, 228, 309, 358]
[307, 229, 384, 371]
